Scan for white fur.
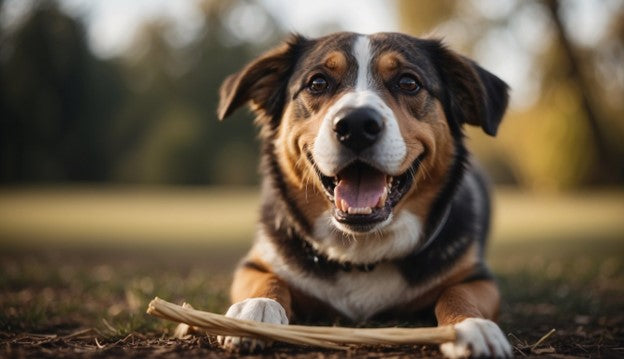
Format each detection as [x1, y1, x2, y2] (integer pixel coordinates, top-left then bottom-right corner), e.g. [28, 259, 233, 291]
[313, 210, 422, 264]
[312, 35, 407, 178]
[439, 318, 513, 359]
[353, 35, 372, 91]
[256, 231, 456, 322]
[218, 298, 288, 351]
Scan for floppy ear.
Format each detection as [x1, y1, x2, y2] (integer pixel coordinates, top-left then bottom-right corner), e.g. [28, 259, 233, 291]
[432, 43, 510, 136]
[217, 34, 308, 124]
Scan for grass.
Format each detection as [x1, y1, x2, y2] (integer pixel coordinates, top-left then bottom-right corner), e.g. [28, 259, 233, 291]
[0, 186, 260, 245]
[0, 186, 623, 357]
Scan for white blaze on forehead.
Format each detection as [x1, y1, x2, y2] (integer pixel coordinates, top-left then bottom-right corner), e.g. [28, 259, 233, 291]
[353, 35, 372, 91]
[312, 34, 407, 177]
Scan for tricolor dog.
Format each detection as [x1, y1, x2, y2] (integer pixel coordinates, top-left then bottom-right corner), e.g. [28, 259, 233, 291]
[200, 32, 512, 357]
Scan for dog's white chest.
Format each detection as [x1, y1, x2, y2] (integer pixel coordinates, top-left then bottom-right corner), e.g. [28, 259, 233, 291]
[308, 264, 410, 321]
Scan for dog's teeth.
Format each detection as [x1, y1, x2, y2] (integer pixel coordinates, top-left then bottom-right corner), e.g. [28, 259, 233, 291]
[341, 199, 349, 212]
[347, 207, 372, 215]
[377, 187, 388, 208]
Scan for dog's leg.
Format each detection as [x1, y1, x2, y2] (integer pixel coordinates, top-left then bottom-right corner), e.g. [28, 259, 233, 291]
[435, 280, 512, 358]
[218, 259, 291, 352]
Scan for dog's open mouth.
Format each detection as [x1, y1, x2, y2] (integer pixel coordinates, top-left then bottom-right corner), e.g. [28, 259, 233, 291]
[309, 155, 422, 232]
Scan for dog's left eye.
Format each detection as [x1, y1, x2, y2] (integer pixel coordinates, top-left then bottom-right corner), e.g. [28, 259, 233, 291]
[397, 75, 421, 93]
[308, 76, 329, 94]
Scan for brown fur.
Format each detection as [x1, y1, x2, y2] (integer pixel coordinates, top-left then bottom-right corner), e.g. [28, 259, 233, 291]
[231, 254, 293, 319]
[435, 280, 501, 325]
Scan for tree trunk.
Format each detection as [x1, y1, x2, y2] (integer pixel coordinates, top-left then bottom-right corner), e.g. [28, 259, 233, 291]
[544, 0, 621, 183]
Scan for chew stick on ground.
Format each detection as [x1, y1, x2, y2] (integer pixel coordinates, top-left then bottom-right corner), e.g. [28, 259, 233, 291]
[146, 297, 456, 350]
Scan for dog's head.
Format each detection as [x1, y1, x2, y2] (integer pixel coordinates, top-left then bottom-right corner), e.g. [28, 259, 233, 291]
[218, 32, 508, 239]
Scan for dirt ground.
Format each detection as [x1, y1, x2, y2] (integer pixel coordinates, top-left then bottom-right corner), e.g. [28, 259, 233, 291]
[1, 236, 622, 359]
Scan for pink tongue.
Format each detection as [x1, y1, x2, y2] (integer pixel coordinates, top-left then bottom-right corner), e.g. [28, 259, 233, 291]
[334, 165, 386, 210]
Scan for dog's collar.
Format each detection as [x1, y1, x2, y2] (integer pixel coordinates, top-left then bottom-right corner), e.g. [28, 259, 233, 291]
[300, 238, 378, 272]
[301, 203, 452, 273]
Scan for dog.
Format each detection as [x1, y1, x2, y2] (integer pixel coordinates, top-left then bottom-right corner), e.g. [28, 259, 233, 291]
[203, 32, 512, 358]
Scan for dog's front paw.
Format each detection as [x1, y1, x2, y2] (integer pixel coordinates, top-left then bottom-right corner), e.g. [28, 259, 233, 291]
[440, 318, 512, 358]
[217, 297, 288, 353]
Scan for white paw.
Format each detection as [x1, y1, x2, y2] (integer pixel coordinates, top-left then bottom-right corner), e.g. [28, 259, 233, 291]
[217, 297, 288, 352]
[440, 318, 512, 358]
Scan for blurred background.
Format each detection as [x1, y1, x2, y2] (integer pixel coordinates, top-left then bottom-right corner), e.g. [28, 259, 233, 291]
[0, 0, 623, 354]
[0, 0, 622, 244]
[1, 0, 623, 188]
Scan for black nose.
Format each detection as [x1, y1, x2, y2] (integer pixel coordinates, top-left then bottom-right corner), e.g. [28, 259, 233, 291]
[333, 107, 384, 153]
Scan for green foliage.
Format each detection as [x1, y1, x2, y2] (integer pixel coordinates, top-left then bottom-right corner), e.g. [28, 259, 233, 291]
[0, 2, 119, 182]
[0, 0, 277, 185]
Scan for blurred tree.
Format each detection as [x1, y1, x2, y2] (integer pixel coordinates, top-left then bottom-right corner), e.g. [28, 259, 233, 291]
[110, 0, 282, 185]
[5, 0, 620, 188]
[545, 0, 622, 184]
[399, 0, 624, 190]
[399, 1, 458, 39]
[181, 0, 281, 185]
[0, 0, 283, 185]
[0, 1, 123, 182]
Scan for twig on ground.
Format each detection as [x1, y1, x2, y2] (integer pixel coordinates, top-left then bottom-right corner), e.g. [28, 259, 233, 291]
[530, 328, 556, 352]
[64, 328, 96, 339]
[101, 319, 118, 334]
[94, 337, 105, 349]
[510, 328, 557, 356]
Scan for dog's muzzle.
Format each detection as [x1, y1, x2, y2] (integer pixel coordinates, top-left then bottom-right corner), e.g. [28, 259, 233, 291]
[309, 104, 422, 233]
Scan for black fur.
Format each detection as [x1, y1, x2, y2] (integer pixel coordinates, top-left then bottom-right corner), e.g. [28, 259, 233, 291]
[424, 40, 510, 136]
[241, 260, 269, 273]
[397, 170, 490, 285]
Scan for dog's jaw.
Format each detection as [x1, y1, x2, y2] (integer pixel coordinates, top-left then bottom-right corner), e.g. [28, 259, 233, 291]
[331, 210, 394, 236]
[312, 209, 423, 264]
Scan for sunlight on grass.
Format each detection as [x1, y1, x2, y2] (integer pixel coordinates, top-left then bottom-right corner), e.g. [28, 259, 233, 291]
[491, 187, 624, 243]
[0, 186, 259, 245]
[0, 186, 622, 246]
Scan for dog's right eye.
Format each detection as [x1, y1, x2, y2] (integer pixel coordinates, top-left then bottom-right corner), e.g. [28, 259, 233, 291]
[397, 74, 421, 93]
[308, 76, 329, 94]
